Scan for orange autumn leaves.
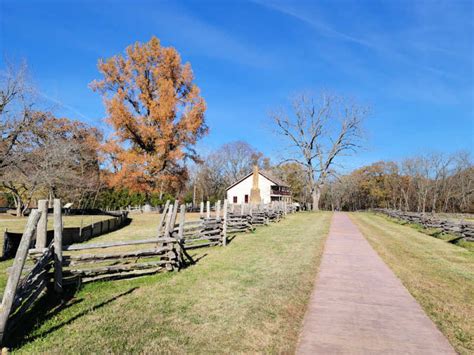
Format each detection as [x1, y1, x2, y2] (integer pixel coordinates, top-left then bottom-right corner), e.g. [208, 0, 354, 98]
[91, 36, 207, 194]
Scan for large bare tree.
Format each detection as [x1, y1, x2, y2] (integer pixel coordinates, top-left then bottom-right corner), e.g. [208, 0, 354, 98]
[1, 62, 103, 214]
[271, 92, 368, 211]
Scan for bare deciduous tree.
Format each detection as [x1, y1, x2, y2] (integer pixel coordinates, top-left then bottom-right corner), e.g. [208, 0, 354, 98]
[271, 92, 368, 210]
[1, 63, 103, 214]
[0, 62, 37, 172]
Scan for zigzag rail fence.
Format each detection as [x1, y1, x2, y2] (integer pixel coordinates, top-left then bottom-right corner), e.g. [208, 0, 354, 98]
[0, 198, 296, 346]
[373, 208, 474, 242]
[2, 209, 129, 260]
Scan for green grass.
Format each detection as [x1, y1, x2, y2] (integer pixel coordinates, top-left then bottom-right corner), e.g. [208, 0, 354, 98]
[9, 212, 331, 353]
[350, 212, 474, 354]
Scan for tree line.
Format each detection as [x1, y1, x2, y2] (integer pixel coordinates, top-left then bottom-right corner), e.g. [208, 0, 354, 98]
[319, 152, 473, 213]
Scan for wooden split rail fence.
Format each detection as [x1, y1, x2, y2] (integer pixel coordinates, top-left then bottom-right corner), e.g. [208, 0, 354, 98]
[373, 209, 474, 241]
[2, 209, 129, 260]
[0, 207, 55, 344]
[0, 198, 296, 345]
[0, 199, 181, 345]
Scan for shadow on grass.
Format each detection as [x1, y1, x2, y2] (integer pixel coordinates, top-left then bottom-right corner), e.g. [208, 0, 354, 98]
[448, 235, 468, 244]
[6, 285, 138, 349]
[4, 232, 220, 349]
[191, 253, 208, 264]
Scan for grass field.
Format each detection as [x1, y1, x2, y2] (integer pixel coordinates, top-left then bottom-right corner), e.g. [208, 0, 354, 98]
[350, 212, 474, 354]
[8, 211, 331, 353]
[0, 214, 113, 233]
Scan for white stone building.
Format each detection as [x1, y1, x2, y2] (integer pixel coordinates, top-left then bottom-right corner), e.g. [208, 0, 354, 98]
[226, 169, 292, 204]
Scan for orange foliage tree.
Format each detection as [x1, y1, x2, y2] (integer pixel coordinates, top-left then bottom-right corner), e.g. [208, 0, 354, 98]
[91, 36, 207, 195]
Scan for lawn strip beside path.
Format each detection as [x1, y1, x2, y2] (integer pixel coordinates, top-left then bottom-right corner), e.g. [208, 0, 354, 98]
[351, 212, 473, 354]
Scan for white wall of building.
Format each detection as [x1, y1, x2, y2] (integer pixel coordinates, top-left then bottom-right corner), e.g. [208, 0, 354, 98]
[226, 173, 274, 204]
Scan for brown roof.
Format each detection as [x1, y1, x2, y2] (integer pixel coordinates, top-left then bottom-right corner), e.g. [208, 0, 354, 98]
[260, 170, 289, 187]
[225, 169, 289, 191]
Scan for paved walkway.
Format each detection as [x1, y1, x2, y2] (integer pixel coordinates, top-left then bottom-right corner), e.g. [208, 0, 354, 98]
[297, 212, 455, 354]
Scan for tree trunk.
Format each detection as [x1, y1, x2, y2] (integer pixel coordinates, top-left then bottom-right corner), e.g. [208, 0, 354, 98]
[12, 194, 22, 217]
[422, 191, 427, 213]
[312, 187, 321, 211]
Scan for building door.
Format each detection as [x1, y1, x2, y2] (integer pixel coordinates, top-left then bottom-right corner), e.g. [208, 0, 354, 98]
[233, 196, 238, 203]
[244, 194, 249, 203]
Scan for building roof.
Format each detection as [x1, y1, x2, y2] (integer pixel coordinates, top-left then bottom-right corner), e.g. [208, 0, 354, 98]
[225, 169, 289, 191]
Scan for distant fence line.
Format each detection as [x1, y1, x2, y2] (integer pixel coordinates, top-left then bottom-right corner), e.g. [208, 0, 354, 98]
[0, 199, 297, 345]
[2, 210, 129, 260]
[373, 209, 474, 242]
[121, 201, 307, 214]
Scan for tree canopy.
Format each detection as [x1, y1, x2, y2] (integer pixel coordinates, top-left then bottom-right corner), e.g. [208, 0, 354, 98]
[91, 36, 207, 194]
[271, 92, 368, 210]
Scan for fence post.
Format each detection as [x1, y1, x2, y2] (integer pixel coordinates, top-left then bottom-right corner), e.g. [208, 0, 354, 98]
[170, 203, 179, 237]
[79, 218, 83, 238]
[216, 200, 221, 221]
[36, 199, 48, 249]
[176, 205, 186, 268]
[206, 201, 211, 220]
[157, 200, 170, 237]
[165, 204, 180, 271]
[53, 199, 63, 293]
[200, 202, 204, 219]
[0, 210, 41, 344]
[163, 204, 173, 238]
[240, 203, 244, 216]
[222, 199, 228, 246]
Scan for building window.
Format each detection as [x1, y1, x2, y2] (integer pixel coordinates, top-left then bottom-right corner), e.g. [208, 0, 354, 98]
[233, 196, 238, 203]
[244, 194, 249, 203]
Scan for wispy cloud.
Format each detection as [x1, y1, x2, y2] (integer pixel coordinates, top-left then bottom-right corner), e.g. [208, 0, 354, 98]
[150, 3, 274, 69]
[36, 90, 94, 122]
[252, 0, 458, 80]
[252, 0, 376, 49]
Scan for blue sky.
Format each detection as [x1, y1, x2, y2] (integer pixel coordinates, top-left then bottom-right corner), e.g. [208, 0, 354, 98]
[1, 0, 473, 171]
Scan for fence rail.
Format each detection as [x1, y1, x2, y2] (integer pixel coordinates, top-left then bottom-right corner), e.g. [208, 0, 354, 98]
[2, 212, 129, 260]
